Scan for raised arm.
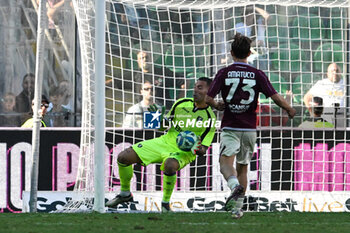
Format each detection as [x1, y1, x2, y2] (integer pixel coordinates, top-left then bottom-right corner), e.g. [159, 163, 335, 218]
[47, 0, 66, 22]
[270, 90, 293, 126]
[255, 6, 270, 21]
[271, 93, 296, 118]
[303, 90, 313, 112]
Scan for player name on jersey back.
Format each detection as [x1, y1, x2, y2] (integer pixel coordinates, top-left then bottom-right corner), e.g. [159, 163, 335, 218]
[228, 71, 255, 79]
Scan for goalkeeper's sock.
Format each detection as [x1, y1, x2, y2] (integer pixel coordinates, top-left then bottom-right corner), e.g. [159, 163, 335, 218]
[227, 175, 239, 190]
[162, 173, 177, 202]
[118, 161, 133, 194]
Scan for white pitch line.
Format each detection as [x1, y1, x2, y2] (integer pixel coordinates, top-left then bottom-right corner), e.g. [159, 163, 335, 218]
[180, 222, 350, 226]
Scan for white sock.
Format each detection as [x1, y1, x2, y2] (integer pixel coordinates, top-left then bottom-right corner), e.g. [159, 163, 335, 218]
[120, 191, 131, 197]
[227, 176, 239, 190]
[235, 197, 244, 209]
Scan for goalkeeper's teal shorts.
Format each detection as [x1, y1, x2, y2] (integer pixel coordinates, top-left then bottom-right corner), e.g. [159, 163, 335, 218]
[132, 135, 195, 170]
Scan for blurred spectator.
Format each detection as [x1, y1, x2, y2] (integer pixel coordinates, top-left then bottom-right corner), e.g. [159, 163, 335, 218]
[37, 0, 72, 28]
[133, 50, 181, 109]
[21, 95, 49, 128]
[304, 63, 344, 109]
[113, 2, 139, 39]
[234, 5, 270, 69]
[299, 96, 334, 128]
[58, 79, 73, 111]
[235, 5, 270, 48]
[122, 3, 139, 27]
[45, 86, 71, 127]
[15, 73, 35, 114]
[0, 93, 21, 127]
[134, 51, 157, 97]
[303, 63, 345, 124]
[123, 81, 159, 128]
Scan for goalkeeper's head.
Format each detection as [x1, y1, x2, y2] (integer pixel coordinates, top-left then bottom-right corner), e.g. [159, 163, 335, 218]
[193, 77, 212, 107]
[231, 33, 252, 60]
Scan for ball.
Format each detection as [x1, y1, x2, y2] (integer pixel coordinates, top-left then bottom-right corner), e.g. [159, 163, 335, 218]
[176, 130, 197, 151]
[231, 209, 244, 219]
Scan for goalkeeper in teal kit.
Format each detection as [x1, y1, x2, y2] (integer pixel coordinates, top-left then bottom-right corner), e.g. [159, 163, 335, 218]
[106, 77, 217, 212]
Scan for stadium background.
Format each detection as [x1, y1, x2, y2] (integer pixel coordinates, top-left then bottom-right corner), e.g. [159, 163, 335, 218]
[0, 1, 348, 127]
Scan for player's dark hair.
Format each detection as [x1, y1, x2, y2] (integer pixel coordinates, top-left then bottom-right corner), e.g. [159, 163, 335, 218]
[31, 95, 49, 105]
[231, 33, 252, 59]
[313, 96, 323, 116]
[41, 95, 49, 104]
[198, 77, 212, 86]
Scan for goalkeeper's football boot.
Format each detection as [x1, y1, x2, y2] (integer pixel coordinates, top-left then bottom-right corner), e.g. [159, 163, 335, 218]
[225, 185, 244, 211]
[161, 202, 172, 213]
[105, 193, 134, 208]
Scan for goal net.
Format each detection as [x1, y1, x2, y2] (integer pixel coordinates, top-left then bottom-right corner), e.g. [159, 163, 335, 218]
[65, 0, 350, 212]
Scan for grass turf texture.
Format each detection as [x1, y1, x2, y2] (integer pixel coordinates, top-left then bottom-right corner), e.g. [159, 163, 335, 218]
[0, 212, 348, 233]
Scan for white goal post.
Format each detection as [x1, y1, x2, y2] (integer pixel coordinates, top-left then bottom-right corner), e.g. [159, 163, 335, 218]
[29, 0, 47, 213]
[63, 0, 350, 213]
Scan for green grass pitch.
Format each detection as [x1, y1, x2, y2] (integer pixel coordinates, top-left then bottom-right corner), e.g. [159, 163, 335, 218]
[0, 212, 348, 233]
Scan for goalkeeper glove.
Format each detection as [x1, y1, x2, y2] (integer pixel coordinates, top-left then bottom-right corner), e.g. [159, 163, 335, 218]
[191, 136, 202, 155]
[148, 104, 166, 122]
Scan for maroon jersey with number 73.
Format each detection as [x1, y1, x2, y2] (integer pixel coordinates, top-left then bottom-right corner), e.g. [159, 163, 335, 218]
[207, 62, 277, 130]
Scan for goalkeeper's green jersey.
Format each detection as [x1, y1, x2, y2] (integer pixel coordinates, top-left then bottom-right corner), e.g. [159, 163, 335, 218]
[164, 98, 217, 147]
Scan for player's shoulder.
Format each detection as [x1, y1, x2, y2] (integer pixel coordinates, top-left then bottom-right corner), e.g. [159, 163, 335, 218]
[227, 62, 262, 73]
[215, 64, 234, 79]
[207, 106, 216, 119]
[216, 66, 229, 77]
[169, 98, 193, 116]
[173, 98, 194, 106]
[199, 105, 216, 119]
[253, 66, 268, 77]
[205, 104, 215, 113]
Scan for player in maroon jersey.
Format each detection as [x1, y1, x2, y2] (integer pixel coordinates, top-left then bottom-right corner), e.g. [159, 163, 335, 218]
[205, 33, 296, 219]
